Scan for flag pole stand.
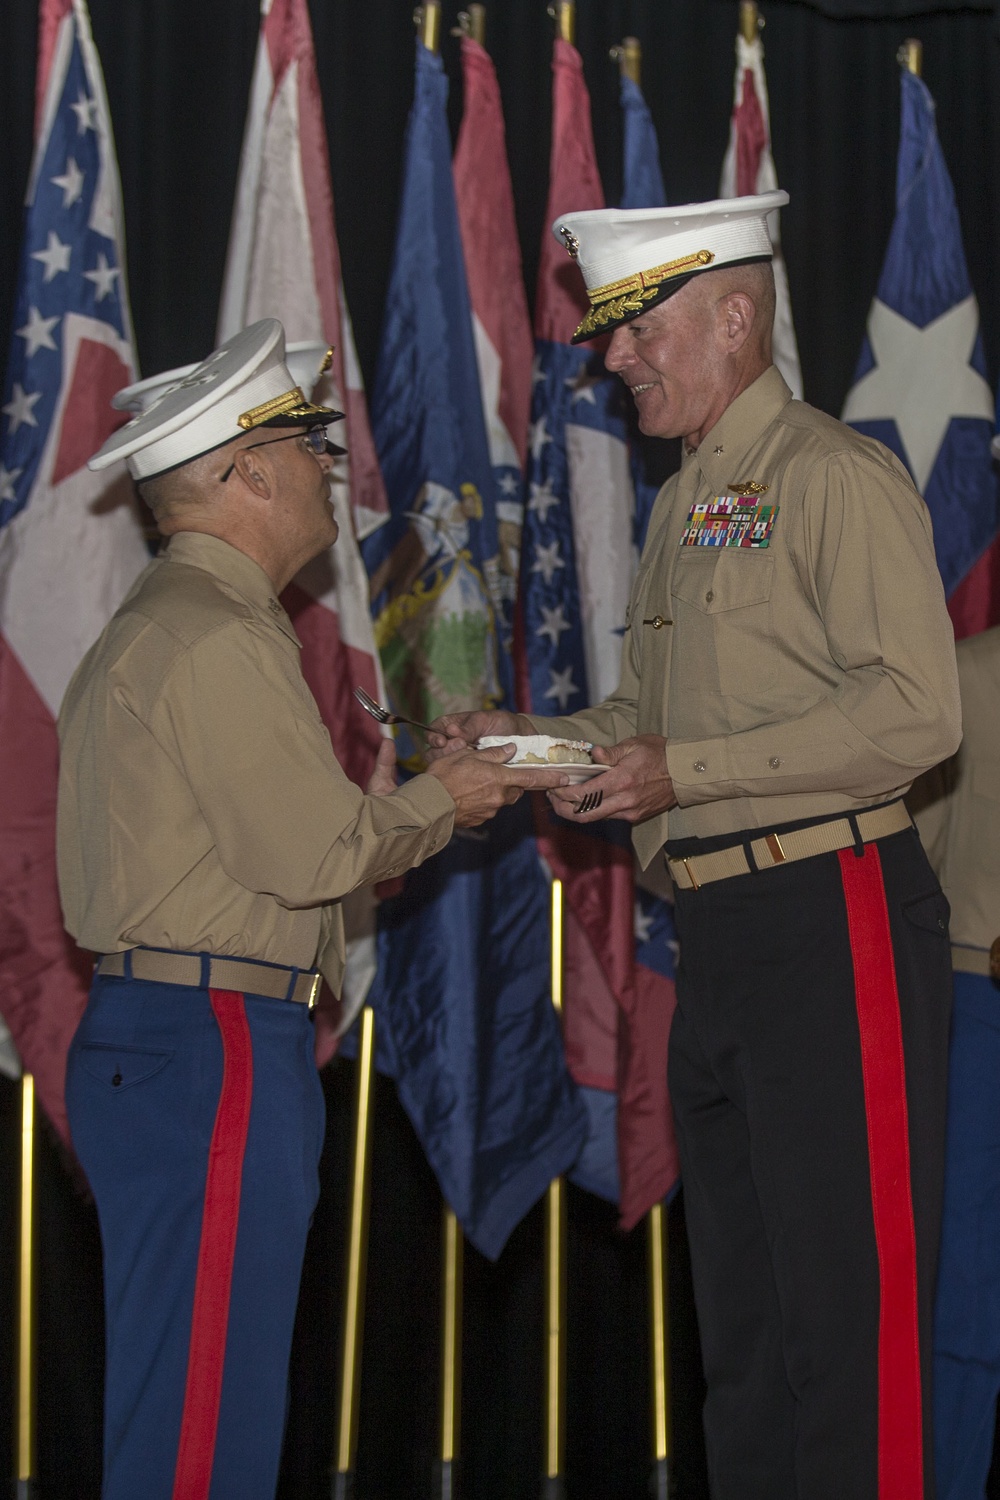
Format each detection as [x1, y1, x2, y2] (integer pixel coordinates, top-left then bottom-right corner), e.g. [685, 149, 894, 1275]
[433, 1207, 463, 1499]
[541, 879, 566, 1499]
[647, 1200, 672, 1500]
[16, 1073, 37, 1500]
[331, 1008, 376, 1500]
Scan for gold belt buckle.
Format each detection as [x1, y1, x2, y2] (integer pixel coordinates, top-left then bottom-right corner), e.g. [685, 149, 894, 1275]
[306, 973, 322, 1010]
[764, 833, 787, 866]
[682, 858, 700, 892]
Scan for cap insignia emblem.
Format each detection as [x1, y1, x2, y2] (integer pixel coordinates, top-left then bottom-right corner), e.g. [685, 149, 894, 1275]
[560, 228, 581, 259]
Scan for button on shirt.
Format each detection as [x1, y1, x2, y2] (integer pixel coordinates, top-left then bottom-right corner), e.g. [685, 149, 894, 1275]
[57, 533, 456, 995]
[528, 366, 961, 866]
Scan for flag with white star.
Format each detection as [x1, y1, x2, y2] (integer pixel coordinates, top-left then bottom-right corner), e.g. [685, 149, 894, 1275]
[352, 37, 586, 1262]
[0, 0, 148, 1139]
[842, 67, 1000, 639]
[520, 36, 678, 1228]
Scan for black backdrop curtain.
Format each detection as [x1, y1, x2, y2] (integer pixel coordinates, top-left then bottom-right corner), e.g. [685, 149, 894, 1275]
[3, 3, 1000, 1498]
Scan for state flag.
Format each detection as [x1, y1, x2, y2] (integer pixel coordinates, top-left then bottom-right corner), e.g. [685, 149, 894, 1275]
[842, 67, 999, 638]
[217, 0, 391, 1046]
[0, 0, 148, 1140]
[359, 37, 586, 1261]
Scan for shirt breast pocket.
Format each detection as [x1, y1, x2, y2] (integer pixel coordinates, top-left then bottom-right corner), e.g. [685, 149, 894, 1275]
[671, 553, 776, 695]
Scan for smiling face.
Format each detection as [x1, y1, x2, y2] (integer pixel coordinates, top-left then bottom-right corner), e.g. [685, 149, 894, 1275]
[603, 264, 774, 449]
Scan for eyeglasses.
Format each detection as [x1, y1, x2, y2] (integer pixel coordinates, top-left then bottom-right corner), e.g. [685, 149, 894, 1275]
[219, 426, 332, 483]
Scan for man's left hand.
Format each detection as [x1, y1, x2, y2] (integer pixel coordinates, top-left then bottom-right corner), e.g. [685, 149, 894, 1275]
[547, 734, 677, 825]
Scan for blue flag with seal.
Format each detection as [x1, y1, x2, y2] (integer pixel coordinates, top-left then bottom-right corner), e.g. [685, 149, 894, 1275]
[842, 67, 998, 637]
[360, 38, 586, 1261]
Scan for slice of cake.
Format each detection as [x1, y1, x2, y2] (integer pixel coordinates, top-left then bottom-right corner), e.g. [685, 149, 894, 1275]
[476, 734, 593, 765]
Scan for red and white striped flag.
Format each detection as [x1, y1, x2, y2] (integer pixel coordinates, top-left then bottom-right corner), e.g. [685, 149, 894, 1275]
[0, 0, 148, 1139]
[217, 0, 389, 1048]
[719, 25, 802, 399]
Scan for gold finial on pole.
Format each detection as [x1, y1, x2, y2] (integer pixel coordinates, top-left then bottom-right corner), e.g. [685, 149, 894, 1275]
[333, 1007, 377, 1499]
[739, 1, 761, 44]
[17, 1073, 37, 1496]
[453, 4, 486, 43]
[610, 36, 642, 86]
[897, 38, 922, 76]
[547, 1, 575, 46]
[415, 1, 442, 54]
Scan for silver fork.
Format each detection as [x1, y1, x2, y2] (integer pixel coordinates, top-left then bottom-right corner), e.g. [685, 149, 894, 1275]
[353, 685, 435, 737]
[574, 788, 604, 815]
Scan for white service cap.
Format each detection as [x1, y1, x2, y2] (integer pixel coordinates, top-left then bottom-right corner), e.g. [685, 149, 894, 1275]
[552, 191, 788, 343]
[91, 320, 342, 480]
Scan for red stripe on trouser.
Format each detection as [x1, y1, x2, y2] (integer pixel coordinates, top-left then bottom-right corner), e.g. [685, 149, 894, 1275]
[171, 991, 253, 1500]
[837, 846, 923, 1500]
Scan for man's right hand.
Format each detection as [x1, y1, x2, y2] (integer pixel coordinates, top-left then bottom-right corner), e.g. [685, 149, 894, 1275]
[426, 709, 531, 760]
[425, 743, 568, 827]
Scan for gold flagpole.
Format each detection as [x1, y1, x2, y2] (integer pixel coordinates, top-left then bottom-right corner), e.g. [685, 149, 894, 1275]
[435, 1207, 464, 1499]
[739, 1, 761, 44]
[542, 878, 566, 1498]
[610, 36, 642, 86]
[647, 1202, 672, 1498]
[17, 1072, 36, 1500]
[332, 1007, 376, 1500]
[547, 1, 574, 47]
[453, 4, 486, 44]
[415, 1, 442, 53]
[897, 37, 923, 75]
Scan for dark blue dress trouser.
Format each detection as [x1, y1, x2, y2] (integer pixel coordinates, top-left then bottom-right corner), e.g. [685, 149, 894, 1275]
[933, 969, 1000, 1500]
[66, 963, 325, 1500]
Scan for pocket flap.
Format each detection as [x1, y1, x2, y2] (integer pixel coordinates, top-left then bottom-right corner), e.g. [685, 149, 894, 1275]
[77, 1042, 174, 1091]
[672, 554, 774, 613]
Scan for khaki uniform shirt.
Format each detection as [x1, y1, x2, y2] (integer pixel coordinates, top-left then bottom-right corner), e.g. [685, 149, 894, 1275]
[529, 366, 962, 868]
[910, 625, 1000, 976]
[57, 532, 456, 996]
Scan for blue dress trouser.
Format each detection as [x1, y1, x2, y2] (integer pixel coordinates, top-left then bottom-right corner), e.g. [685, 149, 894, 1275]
[933, 969, 1000, 1500]
[66, 962, 325, 1500]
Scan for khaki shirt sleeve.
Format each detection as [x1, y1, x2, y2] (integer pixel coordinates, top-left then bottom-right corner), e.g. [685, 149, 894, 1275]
[667, 450, 962, 805]
[149, 620, 455, 905]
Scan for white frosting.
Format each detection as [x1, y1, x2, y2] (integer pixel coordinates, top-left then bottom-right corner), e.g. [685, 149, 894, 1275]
[477, 734, 593, 763]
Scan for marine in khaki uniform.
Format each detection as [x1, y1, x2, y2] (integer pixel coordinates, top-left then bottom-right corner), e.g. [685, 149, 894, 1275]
[56, 320, 567, 1500]
[909, 624, 1000, 1500]
[432, 195, 961, 1499]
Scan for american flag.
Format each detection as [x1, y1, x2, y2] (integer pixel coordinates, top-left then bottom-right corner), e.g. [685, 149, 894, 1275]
[0, 0, 147, 1139]
[520, 37, 678, 1226]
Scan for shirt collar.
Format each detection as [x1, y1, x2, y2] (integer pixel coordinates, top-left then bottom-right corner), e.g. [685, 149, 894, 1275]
[164, 532, 301, 647]
[687, 365, 793, 494]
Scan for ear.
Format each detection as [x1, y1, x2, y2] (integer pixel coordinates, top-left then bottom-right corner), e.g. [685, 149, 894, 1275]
[719, 291, 756, 353]
[229, 445, 273, 499]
